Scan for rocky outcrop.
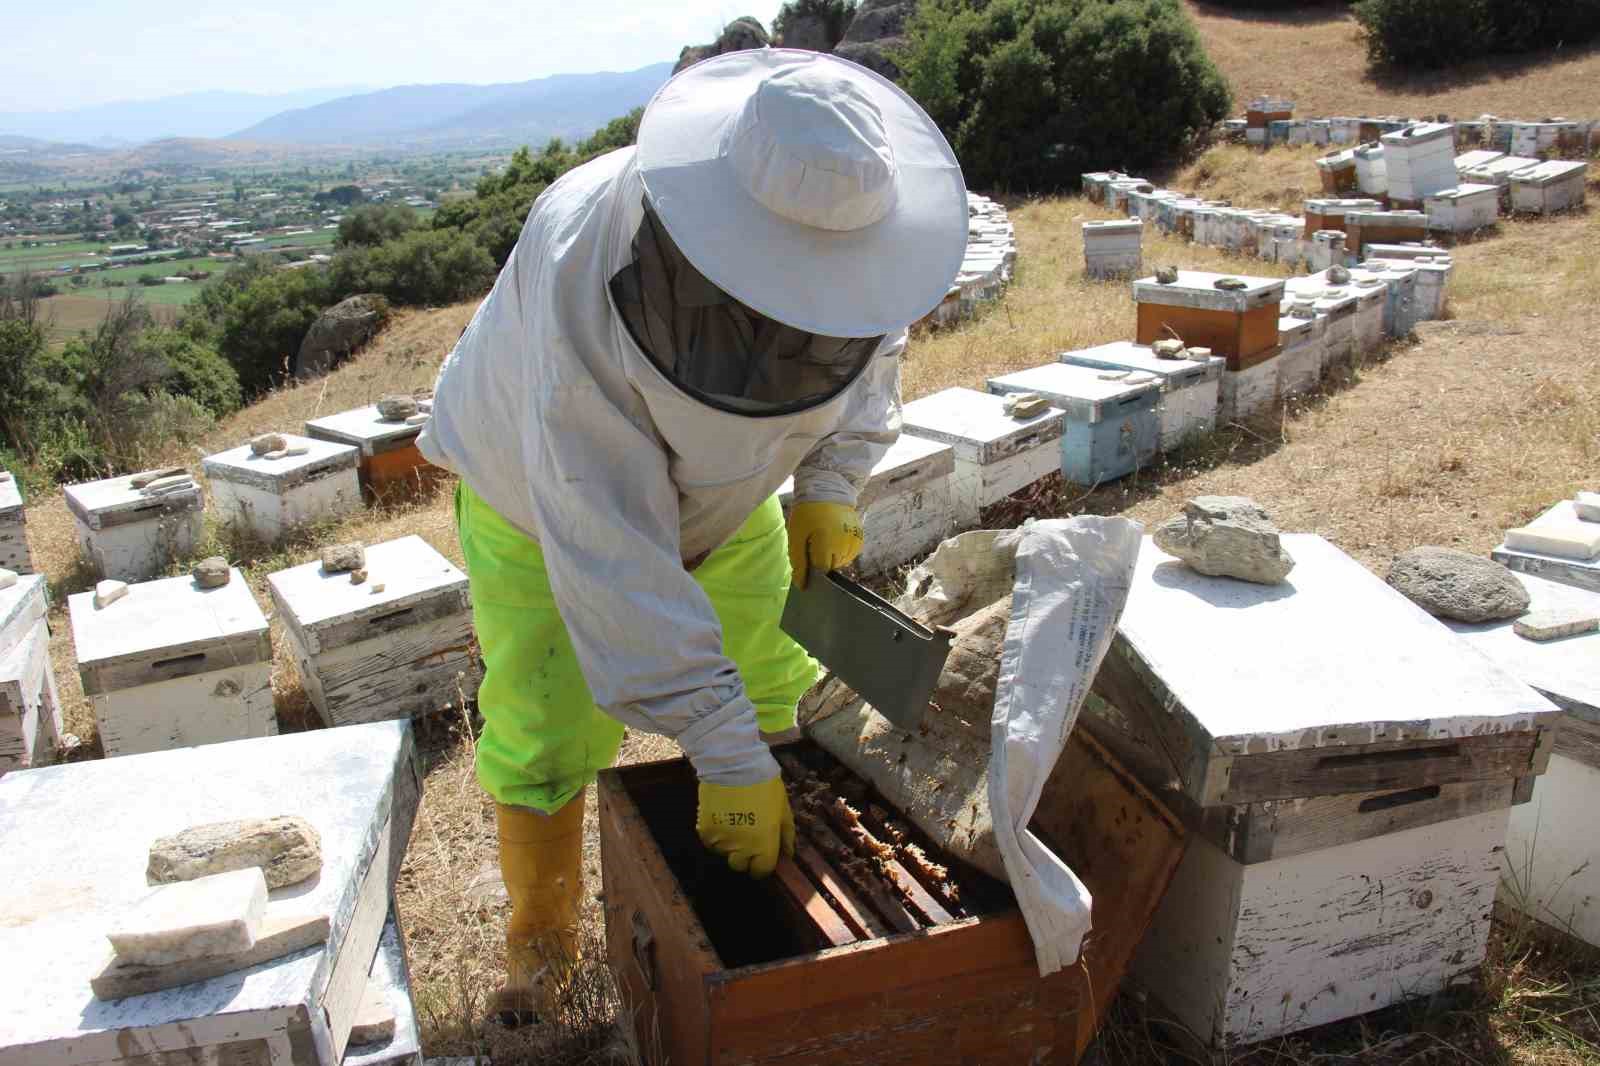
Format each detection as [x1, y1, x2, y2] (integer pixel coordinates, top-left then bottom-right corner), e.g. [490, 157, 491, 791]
[833, 0, 915, 78]
[1154, 496, 1295, 585]
[1386, 546, 1529, 623]
[295, 294, 388, 380]
[674, 16, 771, 74]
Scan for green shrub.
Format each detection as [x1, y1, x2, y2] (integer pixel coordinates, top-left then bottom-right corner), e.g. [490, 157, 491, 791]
[899, 0, 1232, 193]
[139, 329, 242, 418]
[774, 0, 859, 48]
[1355, 0, 1600, 68]
[337, 204, 420, 249]
[211, 266, 336, 395]
[328, 229, 496, 307]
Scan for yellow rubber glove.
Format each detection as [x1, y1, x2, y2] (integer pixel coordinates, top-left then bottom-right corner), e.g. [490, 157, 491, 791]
[786, 501, 865, 590]
[696, 776, 796, 878]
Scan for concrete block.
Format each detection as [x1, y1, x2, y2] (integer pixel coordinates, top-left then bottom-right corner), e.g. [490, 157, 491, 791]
[107, 867, 268, 966]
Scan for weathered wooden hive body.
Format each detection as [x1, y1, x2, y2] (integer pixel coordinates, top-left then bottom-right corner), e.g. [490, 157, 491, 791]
[1056, 340, 1224, 453]
[69, 567, 274, 758]
[1082, 219, 1143, 278]
[0, 472, 29, 575]
[900, 387, 1066, 526]
[1445, 570, 1600, 951]
[0, 721, 422, 1065]
[1086, 534, 1559, 1047]
[983, 365, 1161, 485]
[268, 535, 480, 728]
[64, 473, 204, 583]
[1132, 270, 1284, 372]
[0, 574, 59, 777]
[1508, 160, 1588, 216]
[1425, 183, 1500, 233]
[1381, 122, 1458, 207]
[203, 435, 361, 546]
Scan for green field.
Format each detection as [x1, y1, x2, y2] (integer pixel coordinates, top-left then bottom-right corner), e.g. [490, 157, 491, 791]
[0, 239, 107, 274]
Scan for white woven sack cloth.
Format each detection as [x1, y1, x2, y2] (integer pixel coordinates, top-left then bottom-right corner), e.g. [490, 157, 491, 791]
[902, 516, 1142, 975]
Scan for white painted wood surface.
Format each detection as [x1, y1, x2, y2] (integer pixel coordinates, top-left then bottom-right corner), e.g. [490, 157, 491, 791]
[0, 573, 48, 659]
[1425, 184, 1499, 233]
[1509, 161, 1588, 215]
[68, 568, 275, 757]
[1503, 754, 1600, 948]
[900, 388, 1064, 529]
[0, 721, 419, 1065]
[0, 619, 61, 776]
[1492, 500, 1600, 593]
[1220, 355, 1280, 421]
[0, 475, 29, 575]
[1277, 317, 1321, 397]
[1134, 808, 1507, 1046]
[1380, 123, 1458, 203]
[343, 916, 422, 1066]
[64, 474, 205, 583]
[1112, 535, 1560, 804]
[855, 435, 956, 572]
[1055, 341, 1224, 451]
[303, 406, 422, 458]
[268, 537, 479, 726]
[1133, 270, 1284, 313]
[205, 437, 361, 545]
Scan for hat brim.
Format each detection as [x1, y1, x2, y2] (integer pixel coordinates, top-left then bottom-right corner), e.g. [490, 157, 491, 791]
[636, 49, 970, 339]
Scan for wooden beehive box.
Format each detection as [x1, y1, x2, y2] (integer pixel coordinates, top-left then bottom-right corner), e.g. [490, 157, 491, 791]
[1285, 277, 1359, 366]
[1133, 270, 1283, 371]
[1084, 534, 1560, 1045]
[1444, 570, 1600, 949]
[1081, 220, 1142, 279]
[856, 435, 955, 571]
[1425, 183, 1499, 233]
[0, 573, 47, 658]
[204, 435, 362, 546]
[1509, 160, 1588, 215]
[268, 535, 479, 727]
[1492, 500, 1600, 593]
[1301, 197, 1383, 238]
[0, 472, 30, 575]
[1314, 151, 1357, 193]
[64, 472, 205, 583]
[0, 720, 420, 1065]
[1343, 209, 1428, 255]
[983, 365, 1160, 485]
[1380, 122, 1458, 206]
[304, 403, 445, 499]
[1275, 315, 1323, 398]
[900, 388, 1065, 528]
[598, 731, 1185, 1066]
[1056, 341, 1224, 453]
[0, 618, 61, 777]
[69, 567, 274, 757]
[346, 916, 424, 1066]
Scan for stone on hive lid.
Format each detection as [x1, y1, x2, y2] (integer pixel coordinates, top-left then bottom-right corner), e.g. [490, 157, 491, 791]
[1386, 546, 1529, 623]
[1155, 265, 1179, 284]
[1153, 496, 1294, 585]
[1575, 491, 1600, 522]
[1152, 339, 1186, 359]
[376, 395, 419, 422]
[1513, 608, 1598, 642]
[94, 579, 128, 609]
[130, 466, 186, 490]
[250, 433, 287, 456]
[321, 542, 366, 573]
[1001, 392, 1049, 419]
[191, 557, 230, 589]
[147, 815, 322, 890]
[106, 867, 268, 966]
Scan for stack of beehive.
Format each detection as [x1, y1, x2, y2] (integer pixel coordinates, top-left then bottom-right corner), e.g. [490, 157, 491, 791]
[0, 471, 30, 576]
[1082, 219, 1143, 278]
[1087, 533, 1561, 1048]
[921, 193, 1017, 327]
[1132, 270, 1284, 420]
[1245, 96, 1293, 145]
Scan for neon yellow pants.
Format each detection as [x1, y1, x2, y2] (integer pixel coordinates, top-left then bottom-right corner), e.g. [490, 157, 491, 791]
[455, 483, 818, 813]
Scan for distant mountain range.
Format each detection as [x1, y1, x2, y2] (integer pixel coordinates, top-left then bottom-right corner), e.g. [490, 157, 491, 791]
[0, 87, 369, 146]
[228, 63, 674, 149]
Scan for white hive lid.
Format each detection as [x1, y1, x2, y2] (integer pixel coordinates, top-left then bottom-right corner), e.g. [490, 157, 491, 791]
[64, 472, 203, 528]
[0, 573, 47, 654]
[901, 387, 1065, 464]
[304, 404, 424, 456]
[201, 434, 358, 491]
[68, 568, 269, 686]
[984, 364, 1160, 424]
[1057, 340, 1224, 387]
[266, 534, 468, 656]
[0, 475, 19, 516]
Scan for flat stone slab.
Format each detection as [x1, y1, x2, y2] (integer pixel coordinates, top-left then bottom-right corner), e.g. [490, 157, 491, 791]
[1515, 609, 1598, 642]
[1493, 500, 1600, 592]
[1504, 522, 1600, 561]
[107, 868, 268, 967]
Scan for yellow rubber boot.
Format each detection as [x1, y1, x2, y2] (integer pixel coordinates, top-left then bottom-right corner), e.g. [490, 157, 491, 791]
[490, 792, 585, 1028]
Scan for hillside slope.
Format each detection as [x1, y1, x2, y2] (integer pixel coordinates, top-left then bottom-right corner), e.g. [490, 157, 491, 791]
[1186, 0, 1600, 117]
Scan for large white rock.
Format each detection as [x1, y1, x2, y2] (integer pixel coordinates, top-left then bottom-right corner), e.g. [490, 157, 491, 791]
[106, 867, 267, 966]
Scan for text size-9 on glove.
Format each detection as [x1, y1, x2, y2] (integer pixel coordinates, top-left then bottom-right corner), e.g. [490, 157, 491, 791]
[787, 501, 865, 590]
[695, 776, 796, 878]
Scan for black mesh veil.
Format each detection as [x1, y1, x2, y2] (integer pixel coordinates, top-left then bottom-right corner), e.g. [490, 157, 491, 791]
[609, 200, 885, 417]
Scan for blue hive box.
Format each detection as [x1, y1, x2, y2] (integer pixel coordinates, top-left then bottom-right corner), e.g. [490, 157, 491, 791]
[986, 362, 1160, 486]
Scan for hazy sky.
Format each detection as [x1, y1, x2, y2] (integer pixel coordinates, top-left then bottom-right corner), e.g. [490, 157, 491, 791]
[12, 0, 787, 112]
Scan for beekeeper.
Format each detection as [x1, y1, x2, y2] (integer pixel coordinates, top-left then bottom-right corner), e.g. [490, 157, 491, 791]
[418, 47, 967, 1024]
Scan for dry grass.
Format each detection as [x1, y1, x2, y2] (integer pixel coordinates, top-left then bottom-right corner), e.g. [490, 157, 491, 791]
[1186, 0, 1600, 119]
[16, 139, 1600, 1063]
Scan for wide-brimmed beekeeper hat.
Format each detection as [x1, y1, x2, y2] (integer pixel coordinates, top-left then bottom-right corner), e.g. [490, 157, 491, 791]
[635, 48, 969, 339]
